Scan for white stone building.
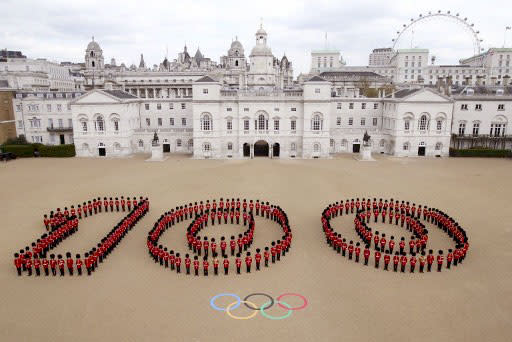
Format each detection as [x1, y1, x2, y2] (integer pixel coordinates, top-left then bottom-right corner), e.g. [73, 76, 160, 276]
[13, 91, 84, 144]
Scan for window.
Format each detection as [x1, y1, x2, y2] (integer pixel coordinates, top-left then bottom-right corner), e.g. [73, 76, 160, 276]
[58, 119, 63, 128]
[330, 139, 334, 147]
[113, 120, 119, 131]
[95, 117, 105, 131]
[145, 104, 150, 110]
[244, 119, 249, 131]
[274, 120, 279, 131]
[436, 120, 442, 131]
[460, 104, 468, 110]
[403, 143, 409, 151]
[203, 88, 208, 94]
[227, 142, 233, 150]
[435, 142, 442, 151]
[81, 121, 87, 132]
[458, 122, 466, 135]
[17, 120, 23, 128]
[158, 118, 162, 126]
[290, 120, 296, 131]
[57, 104, 62, 112]
[348, 117, 353, 126]
[138, 140, 144, 148]
[226, 107, 232, 112]
[498, 104, 505, 111]
[404, 120, 410, 131]
[181, 103, 186, 109]
[475, 104, 482, 111]
[258, 114, 267, 130]
[373, 103, 378, 109]
[315, 88, 320, 94]
[313, 143, 320, 152]
[361, 103, 366, 109]
[419, 115, 428, 131]
[349, 103, 354, 109]
[360, 118, 366, 126]
[312, 114, 322, 131]
[203, 143, 211, 151]
[337, 103, 342, 109]
[32, 136, 43, 143]
[16, 104, 21, 112]
[157, 103, 162, 110]
[227, 119, 232, 131]
[336, 117, 341, 126]
[274, 108, 279, 112]
[244, 108, 249, 112]
[490, 123, 506, 137]
[169, 103, 174, 109]
[201, 114, 212, 131]
[170, 118, 174, 126]
[177, 139, 182, 147]
[472, 122, 479, 136]
[291, 107, 296, 112]
[47, 104, 52, 112]
[145, 118, 151, 127]
[373, 118, 378, 126]
[182, 118, 186, 126]
[48, 118, 54, 128]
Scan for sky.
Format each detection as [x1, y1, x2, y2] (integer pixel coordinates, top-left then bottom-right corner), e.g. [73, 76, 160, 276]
[2, 0, 511, 75]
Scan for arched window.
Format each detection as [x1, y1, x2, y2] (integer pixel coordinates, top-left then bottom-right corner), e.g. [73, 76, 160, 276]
[201, 114, 212, 131]
[403, 142, 410, 151]
[80, 120, 88, 132]
[258, 114, 267, 130]
[404, 119, 410, 131]
[235, 60, 239, 66]
[435, 142, 442, 150]
[94, 116, 104, 131]
[138, 140, 144, 148]
[419, 115, 428, 131]
[227, 142, 233, 150]
[314, 143, 321, 152]
[312, 114, 322, 131]
[436, 119, 442, 131]
[113, 143, 121, 152]
[112, 119, 119, 131]
[90, 51, 94, 57]
[92, 61, 95, 68]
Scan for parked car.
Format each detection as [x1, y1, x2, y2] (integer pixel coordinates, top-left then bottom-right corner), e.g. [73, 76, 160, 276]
[0, 152, 17, 161]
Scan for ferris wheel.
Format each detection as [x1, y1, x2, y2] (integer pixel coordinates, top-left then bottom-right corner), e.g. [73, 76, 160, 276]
[391, 10, 484, 57]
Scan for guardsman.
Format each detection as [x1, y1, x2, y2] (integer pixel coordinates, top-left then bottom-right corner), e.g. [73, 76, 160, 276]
[389, 236, 395, 254]
[223, 257, 229, 275]
[446, 249, 453, 269]
[14, 253, 22, 276]
[245, 252, 252, 273]
[437, 250, 444, 272]
[235, 254, 242, 274]
[213, 257, 219, 275]
[126, 197, 132, 211]
[237, 234, 243, 255]
[374, 248, 381, 269]
[230, 236, 236, 256]
[76, 254, 82, 276]
[84, 253, 91, 275]
[57, 254, 65, 276]
[393, 252, 399, 272]
[220, 237, 227, 258]
[355, 242, 361, 263]
[264, 247, 270, 267]
[109, 197, 114, 212]
[373, 231, 380, 250]
[419, 252, 426, 273]
[379, 234, 387, 252]
[348, 241, 354, 260]
[103, 197, 109, 212]
[399, 237, 405, 254]
[255, 249, 262, 270]
[44, 215, 50, 231]
[25, 256, 33, 276]
[427, 250, 434, 272]
[170, 251, 176, 270]
[211, 238, 217, 257]
[363, 245, 370, 266]
[384, 251, 391, 271]
[203, 237, 210, 258]
[121, 196, 126, 211]
[400, 253, 407, 273]
[341, 239, 347, 257]
[410, 253, 417, 273]
[185, 254, 191, 275]
[42, 256, 49, 276]
[175, 253, 181, 273]
[193, 256, 199, 276]
[66, 252, 74, 275]
[163, 248, 169, 268]
[271, 242, 277, 263]
[409, 237, 415, 254]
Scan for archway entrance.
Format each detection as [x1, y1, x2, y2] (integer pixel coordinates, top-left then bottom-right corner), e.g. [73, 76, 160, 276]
[98, 147, 106, 157]
[163, 144, 170, 153]
[352, 143, 360, 153]
[418, 146, 426, 156]
[254, 140, 269, 157]
[273, 143, 280, 157]
[243, 143, 250, 157]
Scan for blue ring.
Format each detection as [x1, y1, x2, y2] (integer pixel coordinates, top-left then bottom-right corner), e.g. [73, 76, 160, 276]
[210, 293, 241, 312]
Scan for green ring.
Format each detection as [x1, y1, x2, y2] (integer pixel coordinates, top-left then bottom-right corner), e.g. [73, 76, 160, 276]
[259, 300, 293, 320]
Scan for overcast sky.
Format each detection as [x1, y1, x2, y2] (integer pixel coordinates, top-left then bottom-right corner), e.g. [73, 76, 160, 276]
[2, 0, 511, 75]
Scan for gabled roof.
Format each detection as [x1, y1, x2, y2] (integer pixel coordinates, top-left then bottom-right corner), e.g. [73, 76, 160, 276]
[195, 75, 217, 83]
[307, 75, 327, 82]
[389, 88, 422, 98]
[103, 90, 137, 99]
[70, 89, 137, 105]
[386, 87, 452, 102]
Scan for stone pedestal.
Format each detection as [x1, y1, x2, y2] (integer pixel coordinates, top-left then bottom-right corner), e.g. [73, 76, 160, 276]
[355, 144, 375, 162]
[146, 144, 166, 162]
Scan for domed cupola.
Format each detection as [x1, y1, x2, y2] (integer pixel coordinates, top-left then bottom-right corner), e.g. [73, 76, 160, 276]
[85, 36, 104, 70]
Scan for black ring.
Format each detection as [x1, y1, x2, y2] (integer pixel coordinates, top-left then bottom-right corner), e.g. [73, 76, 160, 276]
[243, 293, 274, 311]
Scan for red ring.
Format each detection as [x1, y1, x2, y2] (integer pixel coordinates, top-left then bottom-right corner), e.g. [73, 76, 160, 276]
[276, 293, 308, 310]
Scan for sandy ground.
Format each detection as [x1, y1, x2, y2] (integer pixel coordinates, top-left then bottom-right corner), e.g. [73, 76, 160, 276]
[1, 154, 511, 342]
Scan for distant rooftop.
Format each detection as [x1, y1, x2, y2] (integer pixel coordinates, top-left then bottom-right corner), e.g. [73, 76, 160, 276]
[320, 71, 386, 78]
[396, 48, 429, 53]
[311, 49, 340, 54]
[0, 50, 26, 60]
[103, 90, 137, 99]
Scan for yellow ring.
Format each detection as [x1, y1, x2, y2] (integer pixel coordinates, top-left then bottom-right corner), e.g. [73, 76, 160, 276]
[226, 300, 259, 320]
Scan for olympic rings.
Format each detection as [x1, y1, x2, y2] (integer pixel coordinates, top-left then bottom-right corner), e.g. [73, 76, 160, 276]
[210, 292, 307, 320]
[243, 293, 274, 310]
[210, 293, 241, 312]
[276, 293, 308, 310]
[226, 301, 259, 320]
[259, 301, 293, 320]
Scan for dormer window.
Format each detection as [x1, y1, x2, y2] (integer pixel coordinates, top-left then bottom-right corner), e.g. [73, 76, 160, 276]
[466, 88, 474, 95]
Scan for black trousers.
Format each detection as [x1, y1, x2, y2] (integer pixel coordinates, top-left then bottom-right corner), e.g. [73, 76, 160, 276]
[224, 267, 228, 275]
[364, 257, 368, 265]
[246, 265, 251, 273]
[237, 266, 240, 274]
[214, 267, 218, 275]
[256, 262, 260, 270]
[393, 264, 398, 272]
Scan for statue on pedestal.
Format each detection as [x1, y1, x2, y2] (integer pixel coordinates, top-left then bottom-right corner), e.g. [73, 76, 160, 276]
[363, 131, 371, 147]
[152, 132, 160, 146]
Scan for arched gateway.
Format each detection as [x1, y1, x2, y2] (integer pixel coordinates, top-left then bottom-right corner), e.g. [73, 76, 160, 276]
[254, 140, 269, 157]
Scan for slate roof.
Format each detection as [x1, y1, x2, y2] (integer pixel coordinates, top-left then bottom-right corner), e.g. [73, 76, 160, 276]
[452, 86, 512, 96]
[387, 88, 422, 98]
[320, 71, 384, 78]
[103, 90, 137, 99]
[307, 75, 327, 82]
[195, 75, 217, 83]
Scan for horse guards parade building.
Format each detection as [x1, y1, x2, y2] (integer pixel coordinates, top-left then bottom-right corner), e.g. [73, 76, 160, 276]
[2, 23, 511, 159]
